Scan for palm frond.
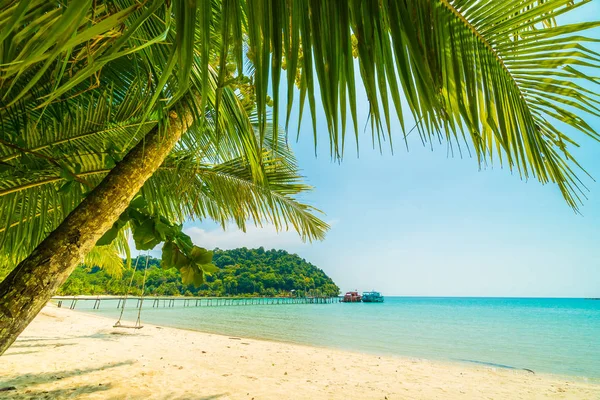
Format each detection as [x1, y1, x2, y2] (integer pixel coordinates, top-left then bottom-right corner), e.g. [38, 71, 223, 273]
[143, 148, 328, 242]
[0, 69, 326, 270]
[84, 243, 126, 278]
[1, 0, 598, 273]
[227, 0, 600, 208]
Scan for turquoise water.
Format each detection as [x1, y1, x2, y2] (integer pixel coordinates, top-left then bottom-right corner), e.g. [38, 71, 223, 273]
[68, 297, 600, 379]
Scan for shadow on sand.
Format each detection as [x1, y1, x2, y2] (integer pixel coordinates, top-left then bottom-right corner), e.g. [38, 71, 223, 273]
[14, 329, 151, 345]
[0, 357, 230, 400]
[3, 342, 77, 357]
[10, 342, 76, 349]
[1, 351, 41, 357]
[11, 337, 67, 343]
[119, 394, 228, 400]
[0, 384, 112, 399]
[0, 361, 135, 393]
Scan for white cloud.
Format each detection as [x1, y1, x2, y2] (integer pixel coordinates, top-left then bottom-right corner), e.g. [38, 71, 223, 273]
[183, 224, 309, 251]
[128, 219, 338, 257]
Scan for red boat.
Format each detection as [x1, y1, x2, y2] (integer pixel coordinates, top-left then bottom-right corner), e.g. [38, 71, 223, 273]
[342, 291, 362, 302]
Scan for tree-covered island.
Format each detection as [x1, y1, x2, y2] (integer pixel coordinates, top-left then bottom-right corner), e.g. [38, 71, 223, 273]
[59, 247, 340, 298]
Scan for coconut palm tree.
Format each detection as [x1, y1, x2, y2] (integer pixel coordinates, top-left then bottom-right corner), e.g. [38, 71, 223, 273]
[0, 0, 598, 354]
[0, 0, 329, 351]
[0, 80, 328, 271]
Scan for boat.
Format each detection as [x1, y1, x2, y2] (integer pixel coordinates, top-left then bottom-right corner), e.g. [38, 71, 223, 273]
[361, 291, 384, 303]
[342, 291, 362, 302]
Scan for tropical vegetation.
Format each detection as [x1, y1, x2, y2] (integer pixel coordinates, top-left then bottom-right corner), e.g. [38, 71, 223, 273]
[0, 0, 598, 355]
[59, 248, 340, 297]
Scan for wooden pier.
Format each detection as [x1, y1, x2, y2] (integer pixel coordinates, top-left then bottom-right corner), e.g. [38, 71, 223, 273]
[51, 295, 338, 310]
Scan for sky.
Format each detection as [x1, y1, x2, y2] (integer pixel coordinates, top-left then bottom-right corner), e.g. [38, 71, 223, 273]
[159, 4, 600, 298]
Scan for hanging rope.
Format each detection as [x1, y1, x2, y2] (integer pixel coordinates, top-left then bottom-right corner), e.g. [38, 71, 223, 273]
[134, 255, 149, 328]
[113, 254, 147, 329]
[114, 255, 140, 326]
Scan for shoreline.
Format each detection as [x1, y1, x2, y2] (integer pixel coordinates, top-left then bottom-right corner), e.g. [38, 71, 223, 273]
[71, 302, 600, 382]
[75, 307, 592, 383]
[1, 306, 599, 399]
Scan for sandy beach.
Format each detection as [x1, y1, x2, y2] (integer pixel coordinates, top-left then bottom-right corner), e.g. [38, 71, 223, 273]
[1, 305, 598, 400]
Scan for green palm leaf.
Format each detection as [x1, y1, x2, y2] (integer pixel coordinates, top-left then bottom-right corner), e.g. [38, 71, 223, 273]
[1, 0, 598, 270]
[0, 84, 327, 270]
[228, 0, 599, 208]
[5, 0, 597, 208]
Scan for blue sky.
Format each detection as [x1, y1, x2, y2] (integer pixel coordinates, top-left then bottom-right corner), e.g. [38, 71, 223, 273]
[184, 4, 600, 298]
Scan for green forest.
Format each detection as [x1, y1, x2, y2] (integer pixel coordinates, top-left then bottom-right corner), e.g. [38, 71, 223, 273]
[58, 247, 340, 298]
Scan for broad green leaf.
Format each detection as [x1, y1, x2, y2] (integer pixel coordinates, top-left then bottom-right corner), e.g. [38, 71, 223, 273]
[179, 264, 204, 287]
[161, 240, 189, 270]
[201, 263, 219, 274]
[188, 246, 213, 265]
[96, 215, 129, 246]
[154, 219, 173, 241]
[96, 226, 120, 247]
[129, 195, 148, 211]
[161, 241, 178, 269]
[131, 219, 161, 251]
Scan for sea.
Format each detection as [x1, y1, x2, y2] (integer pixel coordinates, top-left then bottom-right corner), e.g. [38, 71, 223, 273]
[64, 296, 600, 380]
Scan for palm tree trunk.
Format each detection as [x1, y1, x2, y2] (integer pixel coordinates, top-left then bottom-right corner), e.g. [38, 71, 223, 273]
[0, 111, 193, 355]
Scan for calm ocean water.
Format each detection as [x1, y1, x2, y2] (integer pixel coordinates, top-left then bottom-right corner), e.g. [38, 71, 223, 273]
[66, 297, 600, 379]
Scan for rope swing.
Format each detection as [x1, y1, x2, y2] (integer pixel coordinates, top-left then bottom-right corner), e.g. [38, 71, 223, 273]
[113, 254, 149, 329]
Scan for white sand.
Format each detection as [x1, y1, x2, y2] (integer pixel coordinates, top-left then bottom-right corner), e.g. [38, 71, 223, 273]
[1, 305, 598, 400]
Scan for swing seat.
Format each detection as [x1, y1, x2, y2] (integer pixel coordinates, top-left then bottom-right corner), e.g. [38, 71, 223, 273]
[113, 321, 144, 329]
[113, 255, 149, 330]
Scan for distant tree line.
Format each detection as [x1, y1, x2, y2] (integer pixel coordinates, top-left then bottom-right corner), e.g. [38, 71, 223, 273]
[58, 247, 340, 297]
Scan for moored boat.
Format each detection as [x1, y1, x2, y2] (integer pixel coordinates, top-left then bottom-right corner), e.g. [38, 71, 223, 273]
[361, 291, 384, 303]
[342, 291, 362, 302]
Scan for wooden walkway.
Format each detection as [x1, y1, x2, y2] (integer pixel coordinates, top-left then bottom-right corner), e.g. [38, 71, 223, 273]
[51, 295, 339, 310]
